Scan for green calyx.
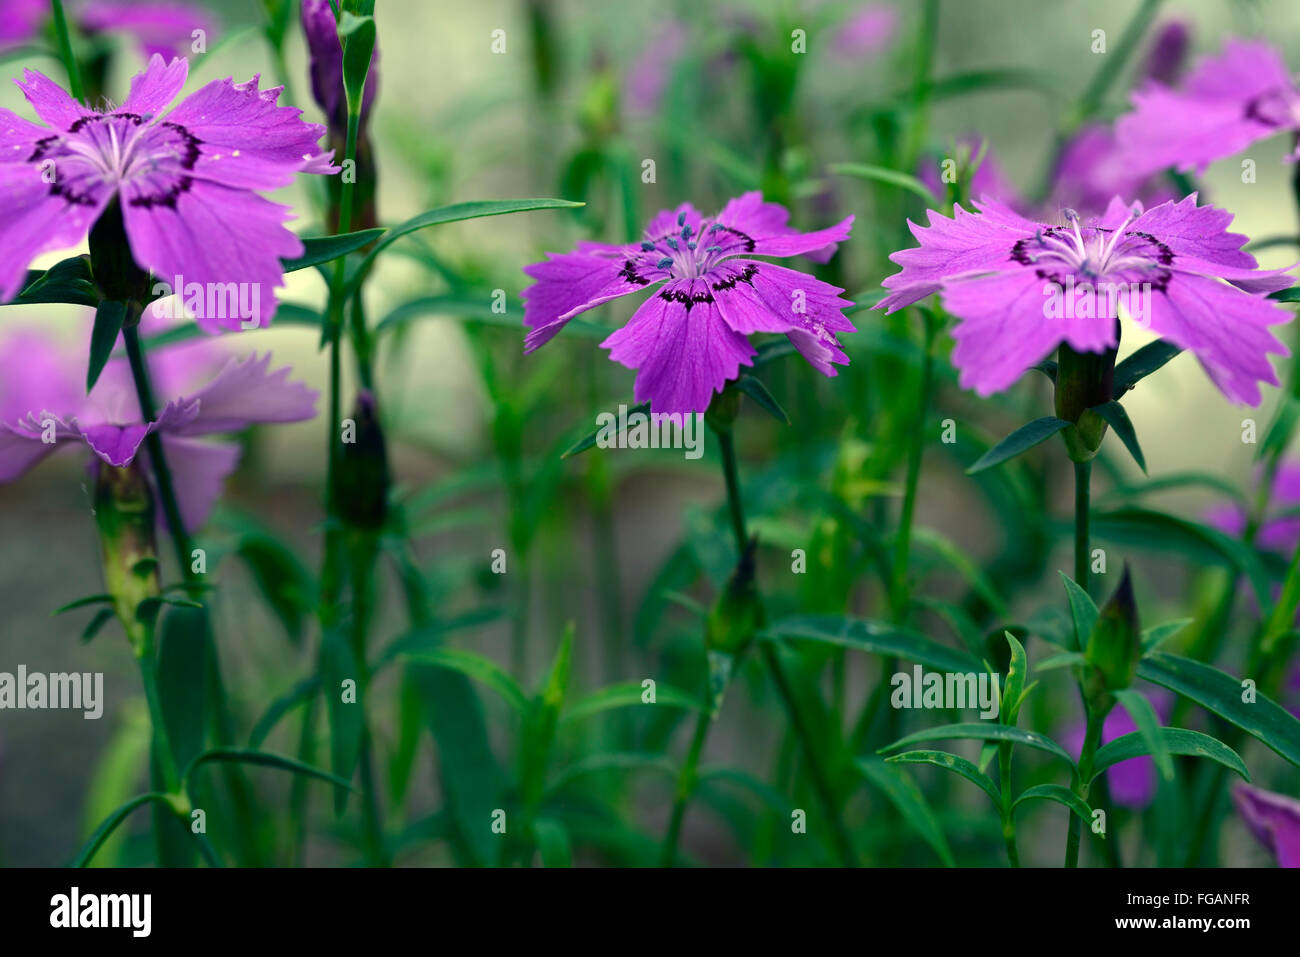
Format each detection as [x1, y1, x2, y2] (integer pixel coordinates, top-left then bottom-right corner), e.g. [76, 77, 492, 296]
[1055, 338, 1118, 463]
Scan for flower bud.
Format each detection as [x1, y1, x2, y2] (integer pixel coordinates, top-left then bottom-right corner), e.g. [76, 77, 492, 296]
[335, 389, 390, 530]
[706, 536, 764, 658]
[1142, 21, 1191, 86]
[1084, 564, 1141, 704]
[93, 461, 162, 655]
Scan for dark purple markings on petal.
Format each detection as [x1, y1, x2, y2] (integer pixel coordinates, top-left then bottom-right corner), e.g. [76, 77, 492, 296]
[1243, 89, 1295, 129]
[708, 224, 755, 253]
[710, 263, 759, 291]
[128, 174, 195, 209]
[618, 258, 655, 286]
[1129, 231, 1175, 266]
[127, 121, 203, 210]
[659, 286, 714, 312]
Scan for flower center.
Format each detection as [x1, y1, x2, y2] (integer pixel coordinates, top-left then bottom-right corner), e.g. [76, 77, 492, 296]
[28, 112, 201, 209]
[634, 211, 756, 280]
[1010, 207, 1173, 290]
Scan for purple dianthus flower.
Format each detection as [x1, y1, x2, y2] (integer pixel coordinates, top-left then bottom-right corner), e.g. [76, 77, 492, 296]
[876, 195, 1294, 405]
[523, 192, 855, 414]
[1117, 39, 1300, 176]
[0, 55, 337, 325]
[1233, 783, 1300, 867]
[0, 347, 318, 533]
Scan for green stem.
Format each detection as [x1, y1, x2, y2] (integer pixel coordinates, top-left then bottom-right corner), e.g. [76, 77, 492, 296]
[137, 638, 180, 794]
[1074, 460, 1091, 594]
[1065, 706, 1103, 867]
[761, 642, 858, 867]
[123, 323, 261, 864]
[324, 108, 362, 514]
[659, 709, 713, 867]
[715, 428, 747, 553]
[714, 422, 857, 867]
[891, 312, 936, 619]
[50, 0, 84, 104]
[123, 324, 195, 586]
[901, 0, 940, 172]
[999, 741, 1019, 867]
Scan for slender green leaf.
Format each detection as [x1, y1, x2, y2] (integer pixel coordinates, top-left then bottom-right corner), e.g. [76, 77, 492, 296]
[1138, 652, 1300, 768]
[885, 750, 1002, 808]
[763, 614, 981, 673]
[80, 608, 115, 644]
[401, 648, 528, 714]
[1092, 508, 1271, 609]
[1002, 632, 1027, 723]
[1059, 571, 1099, 650]
[547, 753, 677, 794]
[1113, 689, 1173, 780]
[352, 199, 584, 282]
[1091, 401, 1146, 473]
[966, 417, 1070, 474]
[409, 662, 502, 868]
[1012, 784, 1092, 821]
[282, 229, 386, 273]
[880, 723, 1075, 766]
[320, 625, 363, 813]
[562, 401, 647, 458]
[1112, 340, 1181, 397]
[560, 681, 702, 727]
[533, 818, 572, 868]
[736, 374, 790, 424]
[697, 766, 791, 815]
[73, 793, 174, 867]
[1091, 728, 1248, 781]
[856, 757, 955, 866]
[1142, 618, 1191, 653]
[54, 593, 113, 614]
[87, 300, 127, 392]
[10, 255, 98, 307]
[184, 748, 356, 792]
[831, 163, 940, 205]
[248, 675, 320, 749]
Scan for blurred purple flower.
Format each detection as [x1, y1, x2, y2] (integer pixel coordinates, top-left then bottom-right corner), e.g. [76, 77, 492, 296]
[0, 55, 336, 324]
[1063, 692, 1172, 808]
[0, 0, 46, 48]
[1117, 38, 1300, 176]
[918, 136, 1024, 209]
[1205, 462, 1300, 719]
[624, 20, 686, 117]
[926, 129, 1174, 220]
[1050, 124, 1178, 217]
[876, 195, 1294, 403]
[1233, 783, 1300, 867]
[523, 192, 854, 414]
[301, 0, 378, 134]
[0, 0, 214, 60]
[830, 4, 897, 59]
[0, 345, 317, 533]
[0, 329, 83, 426]
[1206, 462, 1300, 555]
[79, 1, 215, 61]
